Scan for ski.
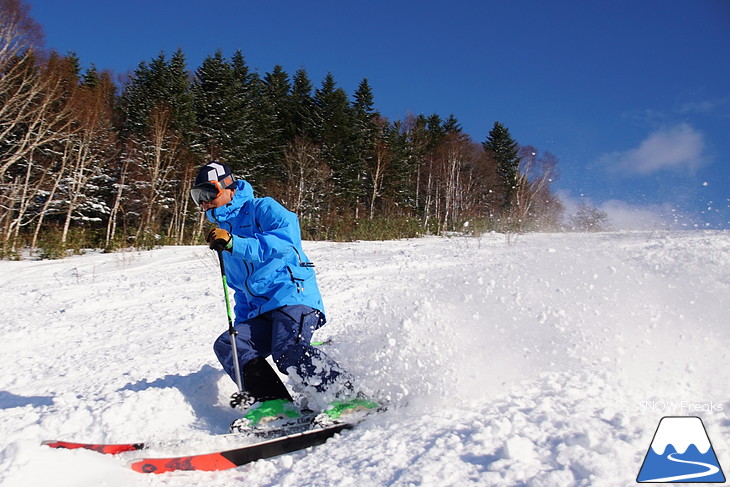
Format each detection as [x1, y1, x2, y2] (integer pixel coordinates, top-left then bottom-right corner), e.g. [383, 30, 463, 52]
[42, 440, 145, 454]
[128, 422, 353, 473]
[42, 419, 317, 456]
[44, 402, 382, 473]
[43, 399, 382, 458]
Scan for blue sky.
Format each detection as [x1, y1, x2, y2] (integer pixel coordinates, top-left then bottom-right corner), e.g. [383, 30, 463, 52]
[26, 0, 730, 229]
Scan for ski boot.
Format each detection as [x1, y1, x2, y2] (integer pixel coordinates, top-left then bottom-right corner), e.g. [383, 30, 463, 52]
[314, 396, 381, 426]
[229, 398, 302, 434]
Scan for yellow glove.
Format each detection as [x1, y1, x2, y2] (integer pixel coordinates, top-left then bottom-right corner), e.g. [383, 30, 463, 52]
[206, 228, 232, 252]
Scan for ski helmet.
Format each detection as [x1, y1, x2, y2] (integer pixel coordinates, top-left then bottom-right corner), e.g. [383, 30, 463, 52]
[190, 161, 236, 206]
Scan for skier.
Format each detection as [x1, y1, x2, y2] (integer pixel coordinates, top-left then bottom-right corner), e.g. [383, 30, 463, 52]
[190, 161, 376, 430]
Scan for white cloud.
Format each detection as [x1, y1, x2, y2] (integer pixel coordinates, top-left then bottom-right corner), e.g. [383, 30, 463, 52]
[677, 95, 730, 115]
[600, 123, 706, 175]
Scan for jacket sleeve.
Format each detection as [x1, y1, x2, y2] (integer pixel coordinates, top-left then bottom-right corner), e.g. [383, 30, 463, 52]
[229, 198, 300, 262]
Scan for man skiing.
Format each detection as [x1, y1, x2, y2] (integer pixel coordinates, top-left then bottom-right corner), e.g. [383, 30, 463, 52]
[190, 161, 375, 430]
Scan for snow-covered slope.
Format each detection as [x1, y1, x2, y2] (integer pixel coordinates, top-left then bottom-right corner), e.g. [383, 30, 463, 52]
[0, 231, 727, 486]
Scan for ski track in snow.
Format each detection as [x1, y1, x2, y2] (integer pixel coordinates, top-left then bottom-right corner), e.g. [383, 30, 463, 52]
[0, 231, 728, 486]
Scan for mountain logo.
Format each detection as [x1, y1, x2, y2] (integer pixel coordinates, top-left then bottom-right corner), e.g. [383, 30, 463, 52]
[637, 416, 726, 483]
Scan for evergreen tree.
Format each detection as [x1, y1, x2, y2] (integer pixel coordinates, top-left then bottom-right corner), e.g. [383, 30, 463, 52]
[62, 51, 82, 81]
[193, 50, 236, 158]
[119, 49, 195, 138]
[261, 65, 292, 176]
[193, 50, 257, 178]
[231, 50, 276, 183]
[314, 73, 359, 209]
[388, 118, 416, 211]
[81, 65, 99, 88]
[117, 49, 196, 240]
[425, 114, 448, 149]
[263, 65, 291, 107]
[352, 79, 378, 155]
[167, 49, 196, 139]
[442, 114, 462, 134]
[387, 114, 431, 213]
[482, 121, 520, 208]
[352, 79, 379, 211]
[383, 119, 412, 210]
[352, 79, 375, 119]
[288, 68, 316, 141]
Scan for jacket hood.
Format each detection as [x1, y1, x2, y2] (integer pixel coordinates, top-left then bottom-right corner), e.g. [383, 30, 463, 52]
[206, 179, 254, 224]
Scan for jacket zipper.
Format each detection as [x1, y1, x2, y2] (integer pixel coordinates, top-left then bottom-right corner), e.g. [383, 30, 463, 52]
[286, 267, 304, 293]
[243, 261, 270, 301]
[292, 247, 315, 268]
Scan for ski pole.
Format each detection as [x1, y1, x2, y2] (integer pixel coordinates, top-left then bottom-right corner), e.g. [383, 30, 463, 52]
[216, 249, 245, 407]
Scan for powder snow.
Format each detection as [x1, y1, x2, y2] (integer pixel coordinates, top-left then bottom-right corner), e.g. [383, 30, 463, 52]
[0, 231, 727, 486]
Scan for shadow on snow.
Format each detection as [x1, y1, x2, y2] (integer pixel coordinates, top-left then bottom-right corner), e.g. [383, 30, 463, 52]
[118, 364, 243, 434]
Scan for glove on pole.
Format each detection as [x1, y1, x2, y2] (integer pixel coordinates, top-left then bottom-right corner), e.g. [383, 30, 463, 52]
[216, 249, 246, 408]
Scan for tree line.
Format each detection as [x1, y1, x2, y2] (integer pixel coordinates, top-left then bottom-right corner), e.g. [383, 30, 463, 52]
[1, 0, 566, 259]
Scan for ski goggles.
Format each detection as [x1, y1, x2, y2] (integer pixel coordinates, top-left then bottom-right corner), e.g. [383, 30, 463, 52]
[190, 180, 224, 206]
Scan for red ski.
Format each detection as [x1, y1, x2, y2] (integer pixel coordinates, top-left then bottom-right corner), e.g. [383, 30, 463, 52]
[42, 414, 319, 456]
[129, 422, 353, 473]
[42, 440, 145, 455]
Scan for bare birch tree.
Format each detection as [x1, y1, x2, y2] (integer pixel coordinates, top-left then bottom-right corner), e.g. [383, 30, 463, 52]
[58, 78, 115, 245]
[0, 49, 75, 183]
[133, 106, 183, 241]
[104, 148, 132, 247]
[367, 119, 392, 220]
[1, 7, 78, 253]
[511, 146, 562, 230]
[279, 137, 331, 221]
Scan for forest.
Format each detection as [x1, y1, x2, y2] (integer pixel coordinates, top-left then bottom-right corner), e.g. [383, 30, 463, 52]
[0, 0, 572, 259]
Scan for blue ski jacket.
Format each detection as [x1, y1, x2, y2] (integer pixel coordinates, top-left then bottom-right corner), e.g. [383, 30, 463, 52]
[205, 180, 325, 322]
